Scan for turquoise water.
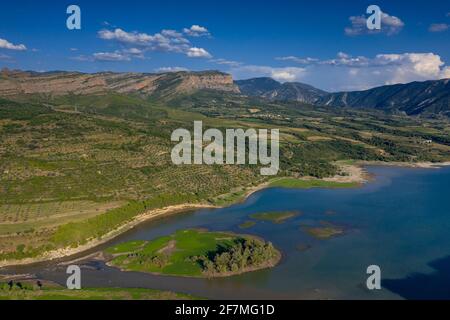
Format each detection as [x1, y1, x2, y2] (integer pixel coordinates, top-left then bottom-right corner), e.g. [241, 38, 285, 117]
[5, 166, 450, 299]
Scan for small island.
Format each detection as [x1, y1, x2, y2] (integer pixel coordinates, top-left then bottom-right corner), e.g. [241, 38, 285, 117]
[250, 211, 299, 224]
[302, 222, 345, 239]
[105, 229, 281, 278]
[238, 221, 257, 229]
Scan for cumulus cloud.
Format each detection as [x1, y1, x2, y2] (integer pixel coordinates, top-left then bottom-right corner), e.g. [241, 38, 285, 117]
[345, 11, 404, 36]
[375, 53, 449, 84]
[98, 27, 211, 59]
[441, 66, 450, 78]
[0, 38, 27, 51]
[271, 52, 450, 91]
[98, 28, 153, 45]
[429, 23, 449, 32]
[155, 67, 189, 73]
[183, 25, 210, 37]
[186, 47, 212, 58]
[230, 65, 307, 82]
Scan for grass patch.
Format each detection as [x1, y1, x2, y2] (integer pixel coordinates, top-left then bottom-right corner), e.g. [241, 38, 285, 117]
[269, 178, 359, 189]
[238, 221, 256, 229]
[0, 282, 196, 300]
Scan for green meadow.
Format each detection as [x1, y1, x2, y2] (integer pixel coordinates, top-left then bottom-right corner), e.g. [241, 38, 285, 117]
[269, 178, 359, 189]
[106, 229, 280, 277]
[0, 282, 196, 300]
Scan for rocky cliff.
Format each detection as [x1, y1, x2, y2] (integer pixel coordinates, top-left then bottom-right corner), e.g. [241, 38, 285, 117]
[0, 69, 240, 99]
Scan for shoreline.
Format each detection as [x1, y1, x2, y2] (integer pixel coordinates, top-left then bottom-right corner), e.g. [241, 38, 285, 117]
[1, 160, 449, 269]
[0, 203, 217, 268]
[358, 160, 450, 169]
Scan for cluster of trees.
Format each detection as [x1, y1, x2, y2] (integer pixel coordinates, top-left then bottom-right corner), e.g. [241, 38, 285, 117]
[0, 98, 52, 121]
[364, 136, 418, 161]
[0, 280, 42, 291]
[125, 252, 169, 268]
[193, 238, 278, 275]
[280, 140, 383, 178]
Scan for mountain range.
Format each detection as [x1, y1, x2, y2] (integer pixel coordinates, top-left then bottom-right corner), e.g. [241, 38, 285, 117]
[235, 77, 327, 104]
[235, 77, 450, 117]
[0, 68, 448, 117]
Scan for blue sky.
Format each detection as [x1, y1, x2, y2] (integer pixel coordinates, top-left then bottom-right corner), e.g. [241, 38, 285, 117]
[0, 0, 449, 91]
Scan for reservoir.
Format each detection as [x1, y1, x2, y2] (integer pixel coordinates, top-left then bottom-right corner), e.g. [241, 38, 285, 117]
[3, 166, 450, 299]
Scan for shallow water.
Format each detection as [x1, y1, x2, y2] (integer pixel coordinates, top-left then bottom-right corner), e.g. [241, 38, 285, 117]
[3, 166, 450, 300]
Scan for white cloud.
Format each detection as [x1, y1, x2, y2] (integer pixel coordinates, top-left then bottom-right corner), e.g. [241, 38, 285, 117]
[0, 53, 13, 62]
[230, 65, 307, 83]
[275, 56, 319, 64]
[186, 47, 212, 58]
[0, 38, 26, 51]
[98, 27, 211, 59]
[155, 67, 189, 73]
[72, 47, 147, 62]
[375, 53, 449, 84]
[98, 28, 153, 45]
[121, 47, 146, 59]
[93, 52, 131, 62]
[183, 25, 210, 37]
[345, 11, 404, 36]
[70, 55, 92, 62]
[124, 48, 142, 54]
[311, 53, 449, 90]
[429, 23, 449, 32]
[210, 58, 242, 67]
[276, 52, 387, 68]
[441, 66, 450, 78]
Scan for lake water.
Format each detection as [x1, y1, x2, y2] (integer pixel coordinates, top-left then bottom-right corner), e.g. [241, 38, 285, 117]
[3, 166, 450, 300]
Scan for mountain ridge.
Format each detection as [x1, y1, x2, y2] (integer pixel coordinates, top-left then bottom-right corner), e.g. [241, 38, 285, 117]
[235, 77, 328, 104]
[319, 79, 450, 116]
[235, 76, 450, 117]
[0, 68, 240, 99]
[0, 68, 448, 117]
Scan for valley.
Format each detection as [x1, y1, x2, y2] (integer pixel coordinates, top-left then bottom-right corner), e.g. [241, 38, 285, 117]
[0, 69, 449, 268]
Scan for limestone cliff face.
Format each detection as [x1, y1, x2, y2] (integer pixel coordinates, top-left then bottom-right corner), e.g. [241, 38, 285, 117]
[177, 72, 238, 93]
[0, 69, 240, 98]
